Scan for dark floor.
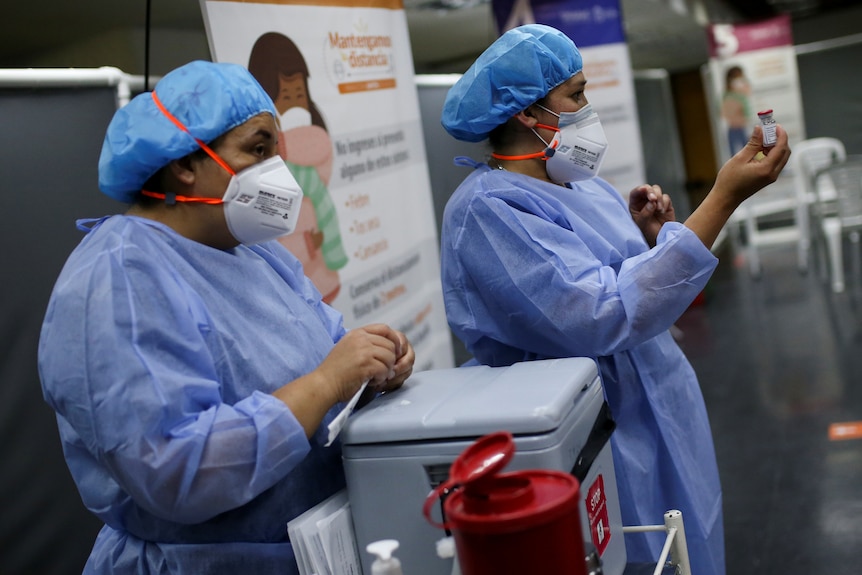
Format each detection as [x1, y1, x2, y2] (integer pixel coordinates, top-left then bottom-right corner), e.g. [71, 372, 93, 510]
[675, 239, 862, 575]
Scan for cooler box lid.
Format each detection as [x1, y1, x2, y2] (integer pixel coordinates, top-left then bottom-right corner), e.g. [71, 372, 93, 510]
[341, 357, 599, 445]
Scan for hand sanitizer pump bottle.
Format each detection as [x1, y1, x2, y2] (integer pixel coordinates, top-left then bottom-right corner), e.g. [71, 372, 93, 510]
[367, 539, 405, 575]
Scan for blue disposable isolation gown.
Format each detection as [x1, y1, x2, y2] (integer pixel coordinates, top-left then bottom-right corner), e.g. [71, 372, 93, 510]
[440, 160, 725, 575]
[38, 215, 348, 575]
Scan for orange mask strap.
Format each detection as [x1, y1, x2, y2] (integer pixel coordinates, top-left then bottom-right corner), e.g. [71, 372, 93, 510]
[140, 190, 224, 204]
[151, 91, 236, 176]
[491, 123, 559, 162]
[144, 91, 236, 205]
[492, 150, 547, 161]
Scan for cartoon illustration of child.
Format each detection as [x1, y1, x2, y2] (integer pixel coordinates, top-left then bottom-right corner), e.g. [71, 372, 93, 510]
[248, 32, 348, 303]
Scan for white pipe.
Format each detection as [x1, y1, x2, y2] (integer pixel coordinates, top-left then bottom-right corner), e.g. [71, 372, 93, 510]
[0, 67, 149, 109]
[414, 74, 462, 87]
[116, 77, 133, 108]
[624, 510, 692, 574]
[652, 526, 677, 575]
[664, 510, 692, 575]
[0, 66, 129, 87]
[795, 31, 862, 56]
[622, 524, 666, 533]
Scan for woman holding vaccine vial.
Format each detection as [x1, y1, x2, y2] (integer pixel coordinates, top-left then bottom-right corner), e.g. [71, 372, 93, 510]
[438, 24, 790, 575]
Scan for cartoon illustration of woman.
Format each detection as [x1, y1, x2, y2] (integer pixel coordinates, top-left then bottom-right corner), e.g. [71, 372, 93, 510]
[249, 32, 348, 303]
[721, 65, 753, 158]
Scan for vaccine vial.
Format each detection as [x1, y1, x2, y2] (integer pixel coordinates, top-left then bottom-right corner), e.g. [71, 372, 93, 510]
[758, 109, 777, 147]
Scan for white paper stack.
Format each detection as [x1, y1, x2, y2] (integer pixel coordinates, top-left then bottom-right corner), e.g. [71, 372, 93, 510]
[287, 490, 362, 575]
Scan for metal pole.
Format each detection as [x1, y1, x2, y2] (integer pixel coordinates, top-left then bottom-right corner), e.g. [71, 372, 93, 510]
[622, 524, 667, 533]
[664, 510, 692, 575]
[652, 526, 677, 575]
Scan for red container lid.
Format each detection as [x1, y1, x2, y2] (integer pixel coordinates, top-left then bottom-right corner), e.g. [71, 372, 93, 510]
[449, 430, 515, 487]
[423, 431, 580, 533]
[757, 109, 773, 116]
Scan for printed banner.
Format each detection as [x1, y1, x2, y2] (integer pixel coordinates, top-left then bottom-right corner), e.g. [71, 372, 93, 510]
[493, 0, 646, 197]
[707, 14, 806, 163]
[201, 0, 454, 370]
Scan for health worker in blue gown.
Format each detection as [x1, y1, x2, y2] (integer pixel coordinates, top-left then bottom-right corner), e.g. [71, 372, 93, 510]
[38, 60, 415, 575]
[439, 25, 790, 575]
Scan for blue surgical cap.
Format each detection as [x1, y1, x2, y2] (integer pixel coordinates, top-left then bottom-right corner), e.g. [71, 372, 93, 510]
[98, 60, 277, 203]
[441, 24, 583, 143]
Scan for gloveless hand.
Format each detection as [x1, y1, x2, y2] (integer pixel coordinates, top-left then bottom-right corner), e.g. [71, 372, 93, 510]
[629, 184, 675, 247]
[713, 124, 791, 206]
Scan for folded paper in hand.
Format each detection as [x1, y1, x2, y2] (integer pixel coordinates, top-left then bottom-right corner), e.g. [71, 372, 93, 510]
[326, 381, 369, 447]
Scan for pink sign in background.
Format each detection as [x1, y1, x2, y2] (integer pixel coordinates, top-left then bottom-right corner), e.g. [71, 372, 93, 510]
[708, 14, 793, 57]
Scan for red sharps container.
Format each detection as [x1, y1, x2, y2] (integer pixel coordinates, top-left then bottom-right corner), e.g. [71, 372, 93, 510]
[423, 431, 588, 575]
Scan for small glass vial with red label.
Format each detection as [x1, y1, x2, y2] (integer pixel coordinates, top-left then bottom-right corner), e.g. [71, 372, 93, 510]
[757, 109, 777, 147]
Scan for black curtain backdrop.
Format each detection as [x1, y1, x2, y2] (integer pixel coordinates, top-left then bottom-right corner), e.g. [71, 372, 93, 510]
[0, 85, 121, 574]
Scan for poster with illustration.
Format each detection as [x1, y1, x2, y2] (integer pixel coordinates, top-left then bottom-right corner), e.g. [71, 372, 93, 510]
[492, 0, 646, 197]
[247, 32, 348, 304]
[707, 15, 806, 164]
[201, 0, 454, 370]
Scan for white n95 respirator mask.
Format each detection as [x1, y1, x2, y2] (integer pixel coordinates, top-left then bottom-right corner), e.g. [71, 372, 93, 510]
[221, 155, 304, 245]
[539, 104, 609, 184]
[143, 92, 304, 246]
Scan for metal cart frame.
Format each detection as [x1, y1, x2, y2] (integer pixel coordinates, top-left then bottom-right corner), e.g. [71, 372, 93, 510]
[622, 510, 692, 575]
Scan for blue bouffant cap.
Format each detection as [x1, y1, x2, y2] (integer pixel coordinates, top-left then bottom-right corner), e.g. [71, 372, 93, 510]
[98, 60, 277, 203]
[441, 24, 583, 143]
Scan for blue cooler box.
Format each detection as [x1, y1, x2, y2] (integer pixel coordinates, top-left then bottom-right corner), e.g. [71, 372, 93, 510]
[341, 357, 627, 575]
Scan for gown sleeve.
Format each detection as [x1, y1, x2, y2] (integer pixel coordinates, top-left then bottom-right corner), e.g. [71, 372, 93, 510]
[447, 187, 717, 359]
[41, 242, 315, 525]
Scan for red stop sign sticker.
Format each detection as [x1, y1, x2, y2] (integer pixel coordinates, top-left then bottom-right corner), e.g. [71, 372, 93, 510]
[585, 474, 611, 555]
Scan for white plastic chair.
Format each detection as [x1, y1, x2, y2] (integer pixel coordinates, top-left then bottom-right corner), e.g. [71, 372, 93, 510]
[729, 137, 845, 279]
[815, 157, 862, 292]
[730, 138, 846, 277]
[731, 174, 802, 278]
[791, 138, 847, 275]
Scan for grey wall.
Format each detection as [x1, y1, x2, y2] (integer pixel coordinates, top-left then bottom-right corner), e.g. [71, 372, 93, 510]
[0, 85, 121, 574]
[633, 70, 692, 220]
[416, 77, 487, 367]
[797, 39, 862, 155]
